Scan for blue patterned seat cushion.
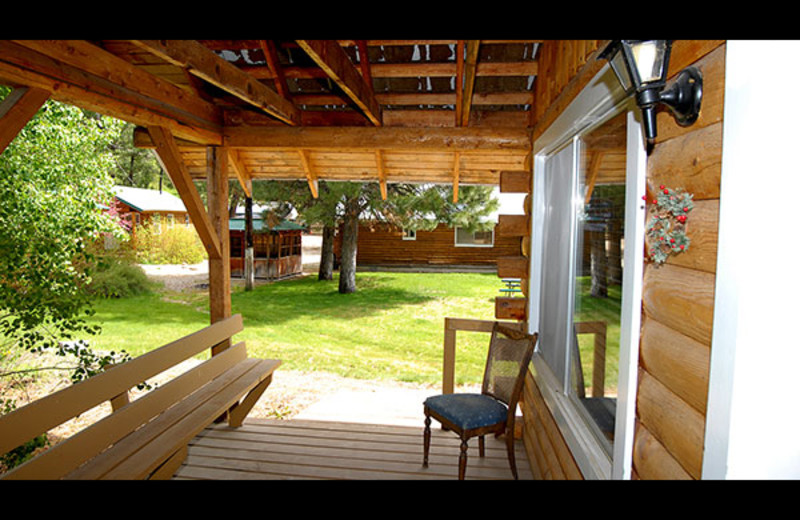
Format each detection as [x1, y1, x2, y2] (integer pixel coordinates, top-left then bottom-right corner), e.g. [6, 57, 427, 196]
[424, 393, 508, 431]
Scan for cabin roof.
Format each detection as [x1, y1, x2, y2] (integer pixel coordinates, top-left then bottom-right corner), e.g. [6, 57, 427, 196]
[113, 186, 187, 213]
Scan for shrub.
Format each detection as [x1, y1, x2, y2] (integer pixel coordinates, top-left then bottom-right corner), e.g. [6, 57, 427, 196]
[131, 221, 207, 265]
[88, 252, 154, 298]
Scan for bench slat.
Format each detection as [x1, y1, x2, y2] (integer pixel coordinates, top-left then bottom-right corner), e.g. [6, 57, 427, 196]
[2, 342, 249, 480]
[0, 315, 244, 457]
[68, 356, 280, 479]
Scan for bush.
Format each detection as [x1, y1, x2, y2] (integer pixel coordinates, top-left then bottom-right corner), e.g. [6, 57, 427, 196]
[131, 221, 207, 265]
[88, 252, 154, 298]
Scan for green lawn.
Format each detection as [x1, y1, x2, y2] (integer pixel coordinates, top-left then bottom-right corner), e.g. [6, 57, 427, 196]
[87, 272, 504, 386]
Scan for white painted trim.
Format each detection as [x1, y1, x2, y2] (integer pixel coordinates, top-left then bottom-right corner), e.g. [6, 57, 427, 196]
[703, 40, 800, 479]
[611, 110, 646, 480]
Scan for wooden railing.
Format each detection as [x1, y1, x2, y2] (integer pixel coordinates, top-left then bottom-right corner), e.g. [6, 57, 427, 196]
[442, 317, 526, 394]
[574, 321, 608, 398]
[443, 317, 608, 398]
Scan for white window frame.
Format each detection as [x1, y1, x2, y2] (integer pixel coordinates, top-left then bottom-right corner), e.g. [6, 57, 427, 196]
[401, 228, 417, 241]
[527, 63, 647, 480]
[453, 226, 494, 248]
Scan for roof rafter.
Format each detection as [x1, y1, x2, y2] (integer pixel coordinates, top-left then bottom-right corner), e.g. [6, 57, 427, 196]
[458, 40, 480, 127]
[295, 40, 382, 126]
[132, 40, 300, 126]
[0, 40, 222, 145]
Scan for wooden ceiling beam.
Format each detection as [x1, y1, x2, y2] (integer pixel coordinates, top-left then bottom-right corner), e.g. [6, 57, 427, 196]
[243, 61, 538, 81]
[295, 40, 382, 126]
[297, 150, 319, 198]
[452, 151, 461, 202]
[259, 40, 290, 100]
[0, 40, 222, 145]
[0, 86, 50, 155]
[132, 40, 300, 126]
[376, 150, 387, 200]
[459, 40, 480, 127]
[224, 126, 532, 153]
[355, 40, 375, 96]
[229, 150, 252, 198]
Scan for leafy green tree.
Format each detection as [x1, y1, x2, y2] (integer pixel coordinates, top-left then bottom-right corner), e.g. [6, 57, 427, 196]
[0, 87, 130, 384]
[256, 179, 499, 293]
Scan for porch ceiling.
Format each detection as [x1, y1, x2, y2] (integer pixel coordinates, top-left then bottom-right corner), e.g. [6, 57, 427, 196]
[0, 40, 542, 188]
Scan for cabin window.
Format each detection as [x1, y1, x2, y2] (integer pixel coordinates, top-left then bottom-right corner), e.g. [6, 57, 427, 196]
[454, 226, 494, 247]
[402, 228, 416, 240]
[167, 213, 175, 228]
[529, 64, 646, 479]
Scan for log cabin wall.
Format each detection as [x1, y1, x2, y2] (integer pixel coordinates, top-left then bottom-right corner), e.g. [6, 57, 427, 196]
[351, 222, 521, 267]
[522, 40, 726, 479]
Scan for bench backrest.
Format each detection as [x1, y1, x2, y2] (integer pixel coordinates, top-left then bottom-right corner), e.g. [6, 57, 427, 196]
[0, 314, 243, 460]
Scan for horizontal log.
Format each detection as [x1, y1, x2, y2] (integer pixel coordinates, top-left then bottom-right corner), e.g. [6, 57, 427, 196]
[642, 263, 716, 346]
[655, 43, 726, 144]
[632, 421, 693, 480]
[523, 371, 583, 480]
[499, 170, 531, 193]
[496, 256, 529, 278]
[640, 316, 710, 414]
[647, 122, 723, 201]
[646, 198, 719, 274]
[495, 297, 527, 321]
[496, 214, 529, 237]
[636, 369, 705, 479]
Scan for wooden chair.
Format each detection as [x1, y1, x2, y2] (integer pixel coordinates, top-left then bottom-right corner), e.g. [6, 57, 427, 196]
[423, 323, 537, 480]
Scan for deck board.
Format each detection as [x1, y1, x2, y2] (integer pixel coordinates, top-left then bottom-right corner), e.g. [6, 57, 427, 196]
[174, 418, 532, 480]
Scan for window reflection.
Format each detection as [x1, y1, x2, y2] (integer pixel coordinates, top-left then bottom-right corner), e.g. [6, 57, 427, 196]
[572, 112, 627, 450]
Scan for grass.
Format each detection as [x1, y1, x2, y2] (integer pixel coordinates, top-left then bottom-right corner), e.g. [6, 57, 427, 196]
[573, 276, 622, 396]
[87, 272, 503, 387]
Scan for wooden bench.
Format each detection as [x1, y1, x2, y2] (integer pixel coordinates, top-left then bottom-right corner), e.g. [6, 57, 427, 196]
[0, 314, 279, 480]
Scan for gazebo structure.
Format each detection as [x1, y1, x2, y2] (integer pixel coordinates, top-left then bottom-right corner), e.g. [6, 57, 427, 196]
[1, 39, 797, 479]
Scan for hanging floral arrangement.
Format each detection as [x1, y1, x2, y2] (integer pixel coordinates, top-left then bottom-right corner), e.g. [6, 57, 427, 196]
[644, 185, 694, 265]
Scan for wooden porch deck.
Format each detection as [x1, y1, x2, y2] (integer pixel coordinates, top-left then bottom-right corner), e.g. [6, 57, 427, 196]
[173, 418, 533, 480]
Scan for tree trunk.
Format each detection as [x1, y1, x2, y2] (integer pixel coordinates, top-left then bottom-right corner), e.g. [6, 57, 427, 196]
[318, 224, 335, 281]
[338, 196, 360, 294]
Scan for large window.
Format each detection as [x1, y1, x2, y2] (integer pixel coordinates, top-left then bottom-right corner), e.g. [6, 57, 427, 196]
[529, 65, 646, 479]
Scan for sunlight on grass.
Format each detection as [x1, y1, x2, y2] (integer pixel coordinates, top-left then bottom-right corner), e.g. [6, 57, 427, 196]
[88, 272, 503, 386]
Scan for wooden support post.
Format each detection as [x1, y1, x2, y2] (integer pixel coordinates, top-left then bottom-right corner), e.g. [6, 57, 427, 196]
[244, 196, 254, 291]
[0, 86, 50, 155]
[206, 146, 231, 353]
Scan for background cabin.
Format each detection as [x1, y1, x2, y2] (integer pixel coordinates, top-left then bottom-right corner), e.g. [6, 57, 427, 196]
[112, 185, 190, 236]
[338, 221, 521, 271]
[229, 218, 304, 280]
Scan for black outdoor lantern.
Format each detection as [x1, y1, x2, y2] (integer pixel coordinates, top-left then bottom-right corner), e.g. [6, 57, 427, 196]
[599, 40, 703, 147]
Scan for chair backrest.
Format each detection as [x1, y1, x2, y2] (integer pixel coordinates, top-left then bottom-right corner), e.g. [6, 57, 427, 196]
[482, 323, 538, 407]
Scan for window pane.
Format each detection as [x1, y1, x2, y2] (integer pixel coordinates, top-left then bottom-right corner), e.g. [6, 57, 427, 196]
[455, 227, 493, 246]
[537, 141, 576, 387]
[572, 113, 627, 450]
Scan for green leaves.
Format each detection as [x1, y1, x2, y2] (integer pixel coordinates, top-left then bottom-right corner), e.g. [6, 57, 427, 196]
[0, 87, 128, 383]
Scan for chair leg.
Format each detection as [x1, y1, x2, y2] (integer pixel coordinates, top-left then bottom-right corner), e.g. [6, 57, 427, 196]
[423, 414, 431, 468]
[458, 438, 469, 480]
[479, 435, 485, 457]
[505, 428, 519, 480]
